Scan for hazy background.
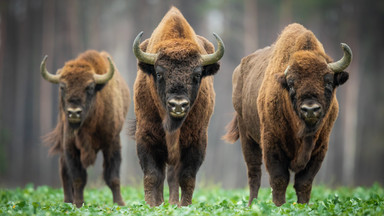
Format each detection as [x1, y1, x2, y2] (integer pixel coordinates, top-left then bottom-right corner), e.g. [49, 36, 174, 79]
[0, 0, 383, 189]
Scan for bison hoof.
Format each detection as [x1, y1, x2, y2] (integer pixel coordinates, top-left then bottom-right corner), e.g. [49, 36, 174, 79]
[114, 199, 125, 206]
[73, 201, 84, 208]
[273, 199, 286, 207]
[247, 196, 258, 206]
[169, 200, 179, 206]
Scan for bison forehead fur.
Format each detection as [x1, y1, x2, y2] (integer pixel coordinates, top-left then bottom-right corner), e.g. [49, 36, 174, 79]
[223, 23, 351, 206]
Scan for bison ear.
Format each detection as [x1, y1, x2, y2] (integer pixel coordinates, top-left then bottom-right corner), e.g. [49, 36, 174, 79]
[202, 63, 220, 77]
[276, 74, 288, 89]
[334, 71, 349, 86]
[138, 62, 155, 76]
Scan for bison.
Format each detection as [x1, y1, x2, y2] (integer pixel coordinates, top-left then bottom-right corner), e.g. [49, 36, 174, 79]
[40, 50, 130, 207]
[131, 7, 224, 206]
[223, 23, 352, 206]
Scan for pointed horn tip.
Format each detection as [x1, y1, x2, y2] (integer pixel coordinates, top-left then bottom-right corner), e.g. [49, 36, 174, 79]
[107, 56, 112, 63]
[340, 43, 353, 57]
[41, 55, 48, 65]
[340, 43, 349, 49]
[212, 32, 225, 49]
[133, 31, 144, 46]
[106, 56, 115, 70]
[94, 56, 115, 84]
[40, 54, 60, 83]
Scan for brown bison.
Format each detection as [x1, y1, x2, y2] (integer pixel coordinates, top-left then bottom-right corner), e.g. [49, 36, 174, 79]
[223, 23, 352, 206]
[131, 7, 224, 206]
[40, 50, 130, 207]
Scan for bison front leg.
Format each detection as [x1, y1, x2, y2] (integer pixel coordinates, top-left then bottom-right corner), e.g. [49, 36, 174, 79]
[167, 164, 180, 205]
[263, 136, 290, 206]
[178, 146, 205, 206]
[59, 155, 73, 203]
[64, 149, 87, 208]
[294, 149, 326, 204]
[102, 140, 125, 206]
[137, 141, 166, 207]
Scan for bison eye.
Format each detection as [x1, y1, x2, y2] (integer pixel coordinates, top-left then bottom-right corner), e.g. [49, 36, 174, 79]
[324, 74, 334, 90]
[194, 71, 201, 79]
[86, 83, 95, 94]
[156, 72, 163, 79]
[287, 79, 294, 88]
[59, 83, 66, 91]
[155, 65, 165, 80]
[325, 82, 333, 92]
[193, 66, 202, 79]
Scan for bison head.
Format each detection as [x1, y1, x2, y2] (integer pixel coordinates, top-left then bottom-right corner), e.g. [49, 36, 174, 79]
[278, 43, 352, 133]
[40, 55, 114, 129]
[133, 32, 224, 132]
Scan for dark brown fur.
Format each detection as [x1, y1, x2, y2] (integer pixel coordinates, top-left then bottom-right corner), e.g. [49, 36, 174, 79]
[223, 23, 350, 206]
[44, 50, 130, 207]
[132, 7, 221, 207]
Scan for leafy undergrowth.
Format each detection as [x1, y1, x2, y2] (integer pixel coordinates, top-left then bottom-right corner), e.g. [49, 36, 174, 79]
[0, 183, 383, 215]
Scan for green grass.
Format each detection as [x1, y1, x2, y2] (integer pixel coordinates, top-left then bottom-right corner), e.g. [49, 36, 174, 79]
[0, 183, 383, 215]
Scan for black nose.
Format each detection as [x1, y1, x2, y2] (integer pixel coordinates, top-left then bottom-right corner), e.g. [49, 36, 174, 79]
[300, 103, 322, 118]
[67, 107, 82, 119]
[168, 98, 190, 113]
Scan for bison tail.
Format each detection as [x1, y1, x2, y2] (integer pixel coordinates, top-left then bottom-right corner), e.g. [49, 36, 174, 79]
[42, 121, 63, 155]
[127, 118, 137, 140]
[222, 113, 240, 144]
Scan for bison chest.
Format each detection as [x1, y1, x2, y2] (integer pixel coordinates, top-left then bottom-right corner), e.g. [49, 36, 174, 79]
[284, 136, 317, 173]
[72, 129, 107, 168]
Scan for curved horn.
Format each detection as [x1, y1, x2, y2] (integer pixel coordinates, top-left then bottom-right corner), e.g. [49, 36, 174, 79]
[132, 31, 157, 65]
[328, 43, 352, 73]
[94, 57, 115, 84]
[201, 33, 225, 66]
[40, 55, 60, 84]
[284, 65, 290, 76]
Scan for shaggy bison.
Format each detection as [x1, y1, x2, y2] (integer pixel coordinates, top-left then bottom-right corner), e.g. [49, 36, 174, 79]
[41, 50, 130, 207]
[131, 7, 224, 206]
[223, 23, 352, 206]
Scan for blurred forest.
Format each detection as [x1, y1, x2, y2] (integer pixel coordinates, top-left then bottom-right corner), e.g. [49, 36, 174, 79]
[0, 0, 383, 189]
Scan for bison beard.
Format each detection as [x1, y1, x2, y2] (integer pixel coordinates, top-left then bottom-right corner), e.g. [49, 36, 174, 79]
[223, 23, 352, 206]
[132, 7, 224, 207]
[164, 109, 187, 132]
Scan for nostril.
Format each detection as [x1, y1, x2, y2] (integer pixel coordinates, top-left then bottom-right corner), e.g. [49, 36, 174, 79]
[167, 98, 190, 114]
[168, 101, 176, 108]
[181, 101, 189, 108]
[301, 106, 309, 113]
[67, 108, 82, 117]
[300, 103, 322, 117]
[313, 106, 321, 113]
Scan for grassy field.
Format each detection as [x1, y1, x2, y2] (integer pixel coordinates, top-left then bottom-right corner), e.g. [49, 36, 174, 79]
[0, 183, 383, 215]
